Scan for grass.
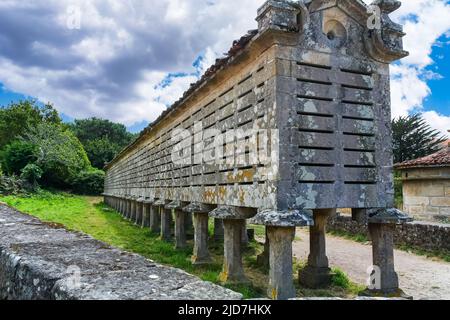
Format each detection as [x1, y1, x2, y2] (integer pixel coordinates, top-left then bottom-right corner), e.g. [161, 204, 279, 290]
[0, 190, 364, 299]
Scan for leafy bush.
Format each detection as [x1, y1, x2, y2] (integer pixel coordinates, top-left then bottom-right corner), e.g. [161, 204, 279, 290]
[72, 169, 105, 195]
[20, 163, 43, 189]
[0, 174, 27, 195]
[24, 123, 91, 188]
[0, 141, 37, 175]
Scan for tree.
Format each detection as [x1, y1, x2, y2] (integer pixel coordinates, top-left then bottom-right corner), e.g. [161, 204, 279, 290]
[0, 100, 61, 149]
[392, 114, 447, 164]
[69, 118, 136, 169]
[0, 141, 37, 175]
[24, 123, 91, 187]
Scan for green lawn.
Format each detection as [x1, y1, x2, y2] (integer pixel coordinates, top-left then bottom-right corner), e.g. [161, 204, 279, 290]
[0, 190, 363, 298]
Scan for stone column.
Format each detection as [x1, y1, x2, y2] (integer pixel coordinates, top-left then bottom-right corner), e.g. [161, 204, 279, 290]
[220, 219, 248, 284]
[241, 220, 249, 246]
[130, 199, 137, 222]
[256, 228, 270, 269]
[299, 209, 335, 288]
[192, 212, 212, 265]
[126, 198, 132, 220]
[174, 209, 187, 249]
[142, 202, 151, 228]
[368, 223, 399, 294]
[213, 218, 224, 241]
[161, 207, 173, 241]
[185, 213, 194, 238]
[250, 209, 313, 300]
[267, 226, 296, 300]
[150, 205, 161, 234]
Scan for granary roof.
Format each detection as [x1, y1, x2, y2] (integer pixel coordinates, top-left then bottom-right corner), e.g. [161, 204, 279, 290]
[395, 143, 450, 169]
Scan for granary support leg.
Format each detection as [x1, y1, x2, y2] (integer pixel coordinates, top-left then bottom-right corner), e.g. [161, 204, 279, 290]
[150, 206, 161, 234]
[185, 213, 194, 237]
[220, 219, 248, 284]
[142, 203, 151, 228]
[161, 208, 172, 241]
[267, 226, 296, 300]
[256, 228, 270, 269]
[192, 212, 212, 265]
[135, 201, 143, 225]
[174, 209, 187, 249]
[131, 199, 137, 222]
[299, 209, 335, 288]
[241, 220, 249, 246]
[126, 199, 132, 220]
[368, 223, 399, 294]
[214, 218, 224, 241]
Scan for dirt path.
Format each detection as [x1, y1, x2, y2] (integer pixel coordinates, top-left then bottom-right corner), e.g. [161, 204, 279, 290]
[292, 229, 450, 300]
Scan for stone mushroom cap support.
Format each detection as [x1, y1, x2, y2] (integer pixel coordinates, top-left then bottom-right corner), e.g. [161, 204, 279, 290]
[251, 209, 314, 300]
[183, 202, 216, 265]
[210, 206, 256, 285]
[366, 208, 413, 297]
[166, 201, 188, 249]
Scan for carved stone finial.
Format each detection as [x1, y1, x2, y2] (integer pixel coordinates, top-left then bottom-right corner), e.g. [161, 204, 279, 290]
[364, 0, 409, 63]
[256, 0, 308, 34]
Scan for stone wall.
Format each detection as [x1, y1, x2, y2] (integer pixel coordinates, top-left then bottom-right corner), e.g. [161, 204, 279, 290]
[327, 214, 450, 254]
[400, 167, 450, 222]
[0, 205, 241, 300]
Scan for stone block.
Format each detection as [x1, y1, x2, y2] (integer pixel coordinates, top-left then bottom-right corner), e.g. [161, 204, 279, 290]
[430, 197, 450, 207]
[404, 196, 429, 206]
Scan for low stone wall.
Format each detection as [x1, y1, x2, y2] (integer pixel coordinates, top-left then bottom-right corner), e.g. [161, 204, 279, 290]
[0, 205, 241, 300]
[327, 214, 450, 254]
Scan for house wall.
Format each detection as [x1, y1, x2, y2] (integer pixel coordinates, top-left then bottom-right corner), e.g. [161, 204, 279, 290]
[401, 167, 450, 222]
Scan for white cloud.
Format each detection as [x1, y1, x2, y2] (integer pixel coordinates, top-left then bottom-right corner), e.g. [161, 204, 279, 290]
[422, 111, 450, 137]
[0, 0, 448, 138]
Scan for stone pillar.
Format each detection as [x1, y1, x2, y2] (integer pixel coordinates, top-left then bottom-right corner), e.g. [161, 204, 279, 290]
[213, 218, 224, 241]
[299, 209, 335, 288]
[126, 198, 132, 220]
[150, 205, 161, 234]
[161, 208, 172, 241]
[220, 219, 248, 284]
[142, 202, 151, 228]
[131, 199, 136, 220]
[256, 228, 270, 269]
[185, 213, 194, 238]
[368, 223, 399, 294]
[241, 220, 249, 246]
[174, 209, 187, 249]
[267, 226, 296, 300]
[192, 212, 212, 265]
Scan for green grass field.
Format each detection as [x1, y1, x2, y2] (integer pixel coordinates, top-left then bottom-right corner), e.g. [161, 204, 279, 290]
[0, 190, 364, 298]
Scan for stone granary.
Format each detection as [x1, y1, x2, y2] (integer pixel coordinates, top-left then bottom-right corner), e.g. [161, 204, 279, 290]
[104, 0, 411, 299]
[396, 135, 450, 222]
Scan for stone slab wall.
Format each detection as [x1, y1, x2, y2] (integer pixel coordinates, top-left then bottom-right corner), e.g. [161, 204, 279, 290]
[327, 214, 450, 254]
[0, 205, 241, 300]
[400, 167, 450, 222]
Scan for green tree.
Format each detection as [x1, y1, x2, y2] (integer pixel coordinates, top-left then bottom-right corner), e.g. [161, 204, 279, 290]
[69, 118, 135, 169]
[392, 114, 447, 164]
[0, 141, 37, 175]
[0, 100, 61, 148]
[24, 123, 91, 187]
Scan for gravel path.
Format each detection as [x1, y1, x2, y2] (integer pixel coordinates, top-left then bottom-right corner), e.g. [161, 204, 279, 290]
[293, 229, 450, 300]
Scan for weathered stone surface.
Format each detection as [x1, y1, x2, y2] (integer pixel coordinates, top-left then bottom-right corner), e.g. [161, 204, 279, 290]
[368, 208, 413, 225]
[0, 205, 242, 300]
[250, 209, 314, 227]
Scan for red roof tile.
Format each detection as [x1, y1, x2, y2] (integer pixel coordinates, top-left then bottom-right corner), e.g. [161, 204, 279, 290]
[395, 146, 450, 169]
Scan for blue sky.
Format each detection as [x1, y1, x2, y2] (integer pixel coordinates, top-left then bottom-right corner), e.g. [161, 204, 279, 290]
[0, 0, 449, 136]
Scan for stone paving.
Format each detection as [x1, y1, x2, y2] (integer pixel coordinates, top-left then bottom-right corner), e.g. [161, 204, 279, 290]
[293, 229, 450, 300]
[0, 204, 242, 300]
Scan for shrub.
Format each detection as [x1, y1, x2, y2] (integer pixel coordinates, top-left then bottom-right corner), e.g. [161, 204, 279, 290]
[0, 141, 37, 175]
[72, 169, 105, 195]
[20, 163, 43, 189]
[24, 123, 91, 188]
[0, 174, 27, 195]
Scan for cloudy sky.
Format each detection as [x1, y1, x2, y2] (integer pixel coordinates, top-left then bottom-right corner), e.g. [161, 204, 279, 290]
[0, 0, 449, 136]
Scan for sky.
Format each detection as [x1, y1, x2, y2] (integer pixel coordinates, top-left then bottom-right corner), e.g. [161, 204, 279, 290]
[0, 0, 449, 137]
